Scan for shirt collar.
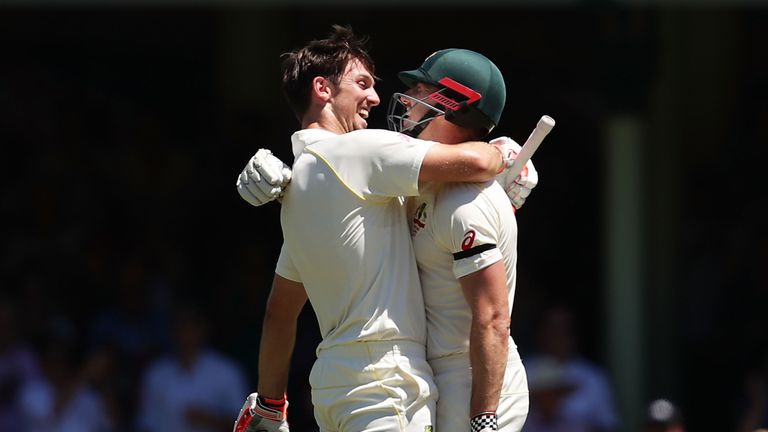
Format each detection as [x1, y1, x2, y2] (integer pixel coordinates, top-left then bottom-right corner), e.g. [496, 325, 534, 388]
[291, 128, 338, 158]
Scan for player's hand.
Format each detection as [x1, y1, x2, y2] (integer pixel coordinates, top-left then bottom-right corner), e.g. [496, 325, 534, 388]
[237, 149, 293, 207]
[470, 412, 498, 431]
[489, 137, 538, 210]
[233, 393, 289, 432]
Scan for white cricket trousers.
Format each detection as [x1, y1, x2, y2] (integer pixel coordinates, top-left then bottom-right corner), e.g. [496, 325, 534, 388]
[309, 340, 438, 432]
[430, 348, 529, 432]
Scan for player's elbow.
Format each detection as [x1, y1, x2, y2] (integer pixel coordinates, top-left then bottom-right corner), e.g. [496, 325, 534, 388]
[263, 301, 296, 328]
[473, 309, 511, 337]
[262, 305, 280, 327]
[492, 313, 511, 336]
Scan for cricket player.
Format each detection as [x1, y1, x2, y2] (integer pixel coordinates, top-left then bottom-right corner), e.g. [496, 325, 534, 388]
[387, 49, 532, 431]
[232, 26, 527, 432]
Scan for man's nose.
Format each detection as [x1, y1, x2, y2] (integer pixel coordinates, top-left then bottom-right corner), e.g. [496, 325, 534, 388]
[368, 89, 381, 107]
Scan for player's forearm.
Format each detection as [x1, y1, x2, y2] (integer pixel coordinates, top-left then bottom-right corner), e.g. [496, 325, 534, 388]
[257, 310, 297, 399]
[420, 141, 503, 183]
[468, 315, 509, 415]
[459, 262, 511, 416]
[451, 141, 505, 182]
[256, 275, 307, 399]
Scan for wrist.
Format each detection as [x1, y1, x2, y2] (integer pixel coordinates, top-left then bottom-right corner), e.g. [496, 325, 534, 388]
[258, 394, 286, 406]
[471, 411, 498, 432]
[255, 393, 288, 420]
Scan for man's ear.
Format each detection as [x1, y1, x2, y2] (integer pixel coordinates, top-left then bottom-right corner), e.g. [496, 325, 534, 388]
[311, 76, 333, 102]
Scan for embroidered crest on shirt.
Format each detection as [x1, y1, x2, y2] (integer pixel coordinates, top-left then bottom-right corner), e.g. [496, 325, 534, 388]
[411, 202, 427, 237]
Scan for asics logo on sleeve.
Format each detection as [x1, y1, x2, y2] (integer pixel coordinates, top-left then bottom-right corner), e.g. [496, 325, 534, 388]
[461, 230, 476, 250]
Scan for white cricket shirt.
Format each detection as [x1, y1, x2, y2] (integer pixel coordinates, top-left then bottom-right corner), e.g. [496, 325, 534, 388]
[276, 128, 435, 353]
[408, 181, 518, 360]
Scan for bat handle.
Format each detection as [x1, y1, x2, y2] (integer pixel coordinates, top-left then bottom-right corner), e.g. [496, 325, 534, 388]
[506, 115, 555, 179]
[539, 115, 555, 130]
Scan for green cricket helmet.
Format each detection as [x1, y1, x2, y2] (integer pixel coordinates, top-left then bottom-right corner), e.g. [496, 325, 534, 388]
[387, 48, 506, 137]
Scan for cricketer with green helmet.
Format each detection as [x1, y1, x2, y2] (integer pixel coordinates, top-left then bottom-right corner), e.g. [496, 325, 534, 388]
[392, 48, 541, 432]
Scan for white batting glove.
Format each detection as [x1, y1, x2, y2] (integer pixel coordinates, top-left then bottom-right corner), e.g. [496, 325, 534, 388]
[489, 137, 538, 210]
[236, 149, 292, 207]
[233, 393, 289, 432]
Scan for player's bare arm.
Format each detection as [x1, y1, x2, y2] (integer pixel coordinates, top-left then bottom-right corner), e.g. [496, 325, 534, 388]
[258, 274, 308, 398]
[419, 141, 505, 183]
[233, 274, 305, 432]
[459, 260, 510, 419]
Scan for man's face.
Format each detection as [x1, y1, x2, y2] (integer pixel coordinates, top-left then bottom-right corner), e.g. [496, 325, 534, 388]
[402, 82, 441, 127]
[330, 58, 380, 132]
[386, 82, 452, 139]
[402, 83, 474, 144]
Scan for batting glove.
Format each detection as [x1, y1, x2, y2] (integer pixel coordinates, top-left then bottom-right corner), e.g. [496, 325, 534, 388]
[233, 393, 289, 432]
[236, 149, 293, 207]
[471, 412, 498, 432]
[489, 137, 538, 210]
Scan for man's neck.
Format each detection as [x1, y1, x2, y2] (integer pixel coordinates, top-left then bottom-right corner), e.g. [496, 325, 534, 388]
[302, 106, 348, 134]
[303, 121, 341, 134]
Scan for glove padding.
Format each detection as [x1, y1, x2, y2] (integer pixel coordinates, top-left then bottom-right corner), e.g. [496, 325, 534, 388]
[233, 393, 289, 432]
[236, 149, 293, 207]
[471, 412, 498, 432]
[489, 137, 538, 210]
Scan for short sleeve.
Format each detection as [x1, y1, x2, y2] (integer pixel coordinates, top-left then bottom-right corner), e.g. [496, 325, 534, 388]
[433, 184, 504, 279]
[275, 243, 301, 282]
[308, 129, 434, 199]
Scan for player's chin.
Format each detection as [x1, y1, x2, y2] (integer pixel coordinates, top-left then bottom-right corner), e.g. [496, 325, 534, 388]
[355, 118, 369, 130]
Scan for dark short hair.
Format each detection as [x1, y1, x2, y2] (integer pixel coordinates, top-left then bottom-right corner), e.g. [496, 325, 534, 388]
[281, 25, 376, 121]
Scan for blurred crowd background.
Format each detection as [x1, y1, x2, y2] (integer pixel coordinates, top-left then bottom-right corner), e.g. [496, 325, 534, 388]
[1, 2, 767, 432]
